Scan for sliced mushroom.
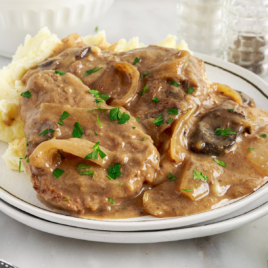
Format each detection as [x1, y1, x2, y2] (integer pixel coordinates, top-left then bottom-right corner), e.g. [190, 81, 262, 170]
[190, 107, 249, 155]
[239, 91, 256, 107]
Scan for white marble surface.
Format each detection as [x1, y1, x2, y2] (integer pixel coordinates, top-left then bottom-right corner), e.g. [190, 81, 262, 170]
[1, 0, 268, 267]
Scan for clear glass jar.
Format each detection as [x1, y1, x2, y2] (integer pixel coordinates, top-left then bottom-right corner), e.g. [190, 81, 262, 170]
[225, 0, 268, 76]
[176, 0, 226, 58]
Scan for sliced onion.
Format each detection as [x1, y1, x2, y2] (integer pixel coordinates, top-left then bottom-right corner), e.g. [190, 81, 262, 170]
[214, 83, 243, 105]
[29, 138, 115, 170]
[109, 62, 140, 107]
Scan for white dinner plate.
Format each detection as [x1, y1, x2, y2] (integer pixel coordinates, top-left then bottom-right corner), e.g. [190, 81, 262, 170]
[0, 53, 268, 232]
[1, 195, 268, 244]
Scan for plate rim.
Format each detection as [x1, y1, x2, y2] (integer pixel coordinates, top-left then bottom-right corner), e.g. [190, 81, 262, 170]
[1, 53, 268, 232]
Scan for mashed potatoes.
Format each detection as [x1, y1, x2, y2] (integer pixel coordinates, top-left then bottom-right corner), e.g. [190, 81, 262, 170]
[0, 27, 189, 172]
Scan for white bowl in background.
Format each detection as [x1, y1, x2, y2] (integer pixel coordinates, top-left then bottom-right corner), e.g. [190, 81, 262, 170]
[0, 0, 114, 57]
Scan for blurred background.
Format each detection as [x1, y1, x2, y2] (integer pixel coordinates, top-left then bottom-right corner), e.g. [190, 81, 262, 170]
[1, 0, 268, 75]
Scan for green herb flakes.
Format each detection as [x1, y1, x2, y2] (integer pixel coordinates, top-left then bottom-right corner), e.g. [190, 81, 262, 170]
[248, 148, 255, 151]
[38, 128, 55, 137]
[153, 114, 164, 126]
[132, 126, 136, 129]
[259, 134, 267, 138]
[215, 128, 236, 137]
[182, 189, 193, 192]
[228, 109, 234, 112]
[133, 57, 140, 65]
[63, 198, 70, 201]
[58, 111, 70, 125]
[77, 164, 91, 170]
[87, 110, 93, 113]
[55, 70, 66, 75]
[80, 170, 94, 177]
[152, 97, 159, 103]
[213, 158, 227, 167]
[97, 115, 102, 128]
[141, 85, 148, 96]
[118, 113, 130, 124]
[95, 131, 98, 136]
[53, 168, 64, 179]
[107, 163, 121, 180]
[84, 67, 103, 76]
[187, 88, 196, 94]
[141, 137, 146, 141]
[72, 122, 84, 138]
[85, 142, 107, 160]
[167, 108, 179, 115]
[95, 26, 98, 32]
[141, 71, 150, 79]
[20, 90, 32, 98]
[167, 118, 173, 124]
[193, 169, 208, 181]
[170, 81, 180, 87]
[136, 117, 140, 122]
[168, 172, 177, 181]
[109, 197, 114, 204]
[110, 107, 122, 121]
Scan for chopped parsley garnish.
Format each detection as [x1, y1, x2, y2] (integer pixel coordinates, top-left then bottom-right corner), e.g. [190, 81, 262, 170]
[168, 172, 177, 181]
[153, 114, 164, 126]
[187, 88, 196, 94]
[110, 107, 122, 121]
[182, 189, 193, 192]
[53, 168, 64, 179]
[141, 85, 148, 96]
[72, 122, 84, 138]
[132, 126, 136, 129]
[141, 137, 146, 141]
[213, 158, 226, 167]
[228, 109, 234, 112]
[107, 163, 121, 180]
[89, 89, 110, 101]
[88, 110, 93, 113]
[109, 197, 114, 204]
[133, 57, 140, 65]
[80, 170, 94, 177]
[57, 122, 64, 126]
[248, 148, 255, 151]
[63, 198, 70, 201]
[95, 26, 98, 32]
[97, 115, 102, 127]
[259, 134, 267, 138]
[136, 117, 140, 122]
[167, 108, 179, 115]
[94, 98, 103, 107]
[120, 183, 123, 186]
[39, 128, 55, 137]
[26, 158, 30, 163]
[141, 71, 150, 79]
[55, 70, 66, 75]
[152, 97, 159, 103]
[58, 111, 70, 125]
[109, 108, 129, 124]
[94, 131, 98, 136]
[84, 67, 103, 76]
[167, 118, 173, 124]
[20, 90, 31, 98]
[118, 113, 130, 124]
[215, 128, 236, 137]
[193, 169, 208, 181]
[85, 142, 107, 159]
[170, 81, 180, 87]
[77, 163, 91, 170]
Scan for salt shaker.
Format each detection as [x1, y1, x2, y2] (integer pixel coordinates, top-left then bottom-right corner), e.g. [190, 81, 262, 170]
[225, 0, 268, 76]
[176, 0, 226, 58]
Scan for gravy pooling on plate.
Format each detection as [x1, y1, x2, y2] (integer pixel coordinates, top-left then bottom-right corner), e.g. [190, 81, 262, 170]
[20, 34, 268, 219]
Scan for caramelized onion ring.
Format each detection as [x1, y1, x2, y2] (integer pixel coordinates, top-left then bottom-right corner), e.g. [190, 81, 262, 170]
[109, 62, 140, 106]
[169, 107, 196, 164]
[29, 138, 115, 170]
[214, 83, 243, 105]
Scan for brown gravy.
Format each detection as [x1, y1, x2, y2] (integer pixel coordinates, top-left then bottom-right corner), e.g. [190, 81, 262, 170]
[20, 34, 268, 219]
